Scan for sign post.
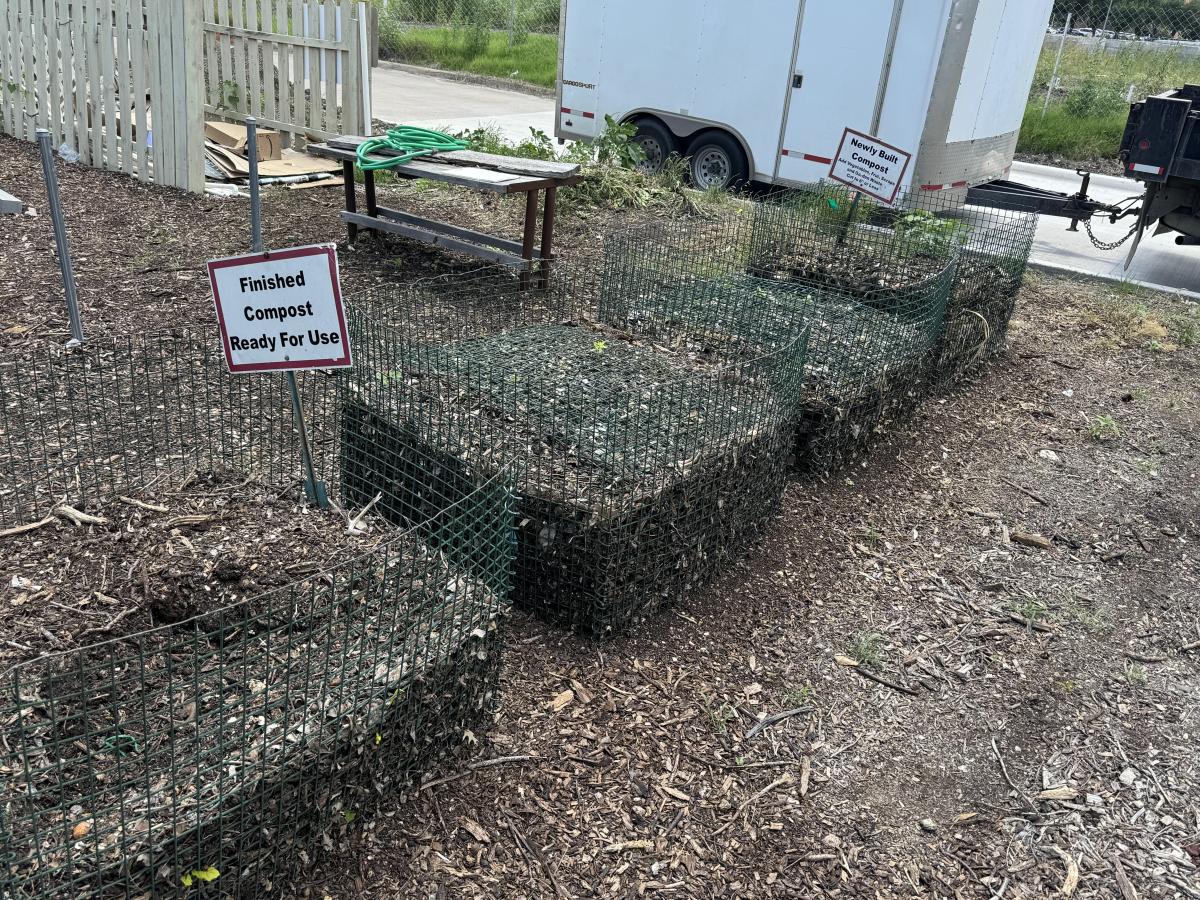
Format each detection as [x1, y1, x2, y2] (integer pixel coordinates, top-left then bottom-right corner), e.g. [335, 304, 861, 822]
[208, 148, 351, 513]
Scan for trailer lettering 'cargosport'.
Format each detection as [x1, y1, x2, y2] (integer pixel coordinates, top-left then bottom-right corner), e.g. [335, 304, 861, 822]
[556, 0, 1054, 193]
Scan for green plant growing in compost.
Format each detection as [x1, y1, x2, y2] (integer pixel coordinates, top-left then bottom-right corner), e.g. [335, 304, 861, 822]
[846, 633, 884, 669]
[1090, 414, 1121, 441]
[895, 209, 971, 259]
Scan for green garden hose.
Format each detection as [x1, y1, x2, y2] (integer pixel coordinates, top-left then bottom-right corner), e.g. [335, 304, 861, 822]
[355, 126, 469, 171]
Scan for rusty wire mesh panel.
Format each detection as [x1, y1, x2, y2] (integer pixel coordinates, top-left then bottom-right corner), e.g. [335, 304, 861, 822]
[933, 204, 1039, 386]
[0, 332, 515, 898]
[340, 272, 806, 637]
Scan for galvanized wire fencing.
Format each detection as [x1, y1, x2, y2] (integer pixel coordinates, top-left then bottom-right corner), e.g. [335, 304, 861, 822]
[376, 0, 559, 79]
[1029, 1, 1200, 160]
[0, 330, 514, 898]
[341, 269, 806, 636]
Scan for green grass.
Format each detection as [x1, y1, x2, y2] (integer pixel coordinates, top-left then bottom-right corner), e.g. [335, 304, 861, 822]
[1016, 103, 1129, 160]
[379, 27, 558, 88]
[1016, 41, 1200, 161]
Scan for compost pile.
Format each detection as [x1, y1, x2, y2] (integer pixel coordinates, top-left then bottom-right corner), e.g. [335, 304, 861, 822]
[0, 472, 392, 667]
[751, 233, 951, 296]
[343, 295, 801, 634]
[0, 472, 503, 896]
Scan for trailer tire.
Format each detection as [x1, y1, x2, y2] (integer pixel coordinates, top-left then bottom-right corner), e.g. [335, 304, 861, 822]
[631, 118, 676, 174]
[686, 131, 748, 190]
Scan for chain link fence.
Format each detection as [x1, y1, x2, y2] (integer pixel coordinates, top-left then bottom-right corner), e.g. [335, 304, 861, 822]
[341, 267, 806, 637]
[0, 322, 514, 898]
[375, 0, 559, 85]
[1024, 0, 1200, 161]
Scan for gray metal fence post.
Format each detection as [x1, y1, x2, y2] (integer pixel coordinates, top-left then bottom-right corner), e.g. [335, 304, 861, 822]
[246, 117, 329, 508]
[508, 0, 517, 46]
[1042, 12, 1072, 117]
[36, 129, 84, 346]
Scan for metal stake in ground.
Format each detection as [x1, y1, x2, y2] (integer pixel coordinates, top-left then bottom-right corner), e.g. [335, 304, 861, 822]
[36, 128, 84, 346]
[246, 117, 329, 509]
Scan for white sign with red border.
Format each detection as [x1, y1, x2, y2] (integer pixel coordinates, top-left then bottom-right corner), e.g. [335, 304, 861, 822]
[828, 127, 912, 206]
[207, 244, 351, 374]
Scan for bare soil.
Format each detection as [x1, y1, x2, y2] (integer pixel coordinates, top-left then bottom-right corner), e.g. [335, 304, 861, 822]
[2, 136, 1198, 898]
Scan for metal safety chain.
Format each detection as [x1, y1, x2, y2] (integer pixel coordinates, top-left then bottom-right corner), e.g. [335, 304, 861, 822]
[1084, 217, 1138, 251]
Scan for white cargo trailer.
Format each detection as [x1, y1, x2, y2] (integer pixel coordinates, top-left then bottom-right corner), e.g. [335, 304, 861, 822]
[555, 0, 1055, 195]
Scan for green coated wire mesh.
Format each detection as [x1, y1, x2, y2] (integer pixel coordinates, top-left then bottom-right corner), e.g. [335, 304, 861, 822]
[932, 204, 1039, 386]
[601, 185, 965, 472]
[0, 333, 515, 898]
[340, 270, 807, 637]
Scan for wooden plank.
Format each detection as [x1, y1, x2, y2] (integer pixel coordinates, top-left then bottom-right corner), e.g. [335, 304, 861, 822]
[73, 0, 90, 163]
[182, 0, 205, 190]
[84, 0, 103, 162]
[218, 0, 233, 113]
[273, 0, 291, 146]
[22, 0, 36, 140]
[131, 0, 148, 179]
[324, 136, 583, 182]
[99, 0, 119, 168]
[247, 0, 262, 120]
[304, 0, 319, 136]
[116, 0, 133, 172]
[234, 0, 249, 119]
[141, 0, 162, 180]
[291, 0, 305, 143]
[1, 0, 14, 134]
[340, 211, 534, 268]
[321, 0, 335, 136]
[374, 206, 529, 256]
[202, 20, 343, 51]
[340, 0, 356, 134]
[32, 0, 51, 134]
[42, 0, 61, 143]
[53, 0, 73, 151]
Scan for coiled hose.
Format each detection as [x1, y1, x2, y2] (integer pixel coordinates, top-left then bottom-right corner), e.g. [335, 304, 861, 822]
[355, 126, 470, 171]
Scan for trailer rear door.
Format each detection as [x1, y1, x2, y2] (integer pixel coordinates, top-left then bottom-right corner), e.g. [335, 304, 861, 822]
[775, 1, 898, 184]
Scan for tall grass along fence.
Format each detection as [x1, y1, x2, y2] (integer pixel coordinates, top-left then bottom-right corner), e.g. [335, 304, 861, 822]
[376, 0, 559, 87]
[1024, 0, 1200, 160]
[0, 0, 205, 190]
[341, 268, 806, 637]
[0, 329, 514, 897]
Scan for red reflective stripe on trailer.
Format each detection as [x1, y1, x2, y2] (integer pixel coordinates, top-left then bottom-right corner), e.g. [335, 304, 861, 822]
[582, 111, 595, 119]
[951, 180, 968, 188]
[803, 153, 832, 164]
[781, 148, 791, 156]
[560, 107, 571, 114]
[1130, 162, 1165, 174]
[920, 183, 944, 191]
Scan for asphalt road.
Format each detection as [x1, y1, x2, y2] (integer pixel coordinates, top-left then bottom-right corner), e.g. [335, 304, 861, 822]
[373, 65, 1199, 295]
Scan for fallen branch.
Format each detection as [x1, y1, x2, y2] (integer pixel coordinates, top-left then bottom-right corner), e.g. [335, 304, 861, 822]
[420, 754, 534, 791]
[118, 496, 169, 514]
[348, 492, 383, 533]
[746, 705, 813, 740]
[1123, 650, 1168, 664]
[0, 516, 55, 539]
[75, 607, 138, 642]
[1111, 855, 1139, 900]
[711, 773, 794, 837]
[54, 504, 107, 526]
[1011, 531, 1055, 551]
[991, 736, 1038, 815]
[1001, 478, 1050, 506]
[1005, 613, 1054, 634]
[1181, 640, 1200, 653]
[850, 665, 920, 697]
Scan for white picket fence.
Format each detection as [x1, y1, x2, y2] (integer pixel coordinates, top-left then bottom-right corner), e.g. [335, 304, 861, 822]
[0, 0, 205, 191]
[0, 0, 370, 191]
[203, 0, 371, 149]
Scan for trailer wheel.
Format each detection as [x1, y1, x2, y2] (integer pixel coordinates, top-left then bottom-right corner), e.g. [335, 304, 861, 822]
[631, 118, 676, 174]
[687, 131, 748, 190]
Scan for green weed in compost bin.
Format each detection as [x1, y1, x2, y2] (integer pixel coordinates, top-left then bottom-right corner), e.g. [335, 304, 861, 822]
[339, 280, 805, 638]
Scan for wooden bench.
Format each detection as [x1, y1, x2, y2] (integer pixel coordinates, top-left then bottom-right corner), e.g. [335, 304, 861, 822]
[307, 137, 581, 288]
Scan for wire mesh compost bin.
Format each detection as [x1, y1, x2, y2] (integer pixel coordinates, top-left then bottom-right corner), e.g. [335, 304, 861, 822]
[932, 203, 1038, 385]
[339, 274, 807, 636]
[601, 187, 964, 473]
[0, 334, 514, 898]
